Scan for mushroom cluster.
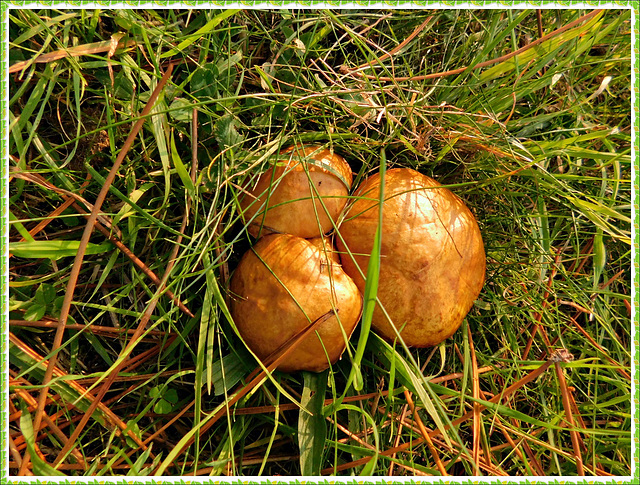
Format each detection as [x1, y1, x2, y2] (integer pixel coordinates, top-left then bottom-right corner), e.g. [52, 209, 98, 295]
[229, 145, 485, 372]
[231, 145, 362, 372]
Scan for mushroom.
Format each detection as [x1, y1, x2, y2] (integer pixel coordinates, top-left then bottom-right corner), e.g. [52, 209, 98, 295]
[336, 168, 485, 347]
[229, 233, 362, 372]
[239, 144, 353, 239]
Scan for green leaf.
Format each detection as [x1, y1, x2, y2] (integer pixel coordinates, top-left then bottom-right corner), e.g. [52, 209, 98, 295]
[35, 283, 56, 306]
[10, 240, 114, 260]
[83, 333, 113, 365]
[148, 98, 171, 209]
[154, 399, 173, 415]
[197, 253, 217, 399]
[149, 386, 178, 412]
[254, 65, 276, 92]
[211, 352, 251, 397]
[9, 296, 29, 312]
[16, 68, 49, 135]
[215, 50, 243, 76]
[23, 303, 47, 322]
[191, 65, 218, 98]
[164, 388, 178, 404]
[127, 443, 157, 476]
[168, 97, 193, 123]
[593, 228, 606, 288]
[298, 371, 328, 475]
[124, 420, 142, 448]
[214, 114, 244, 151]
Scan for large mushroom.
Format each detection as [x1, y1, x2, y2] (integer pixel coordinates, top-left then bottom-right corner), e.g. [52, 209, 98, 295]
[336, 168, 485, 347]
[239, 145, 353, 239]
[229, 234, 362, 372]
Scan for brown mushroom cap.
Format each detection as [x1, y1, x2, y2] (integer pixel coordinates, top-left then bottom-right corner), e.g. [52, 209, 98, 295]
[229, 234, 362, 372]
[240, 145, 353, 239]
[308, 236, 341, 264]
[336, 168, 485, 347]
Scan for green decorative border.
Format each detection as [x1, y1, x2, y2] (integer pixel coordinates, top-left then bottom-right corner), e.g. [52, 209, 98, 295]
[2, 2, 6, 485]
[2, 2, 637, 484]
[2, 0, 9, 480]
[634, 2, 639, 484]
[633, 1, 639, 483]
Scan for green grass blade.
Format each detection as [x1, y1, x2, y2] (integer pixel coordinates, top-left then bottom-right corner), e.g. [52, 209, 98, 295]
[480, 11, 604, 82]
[298, 370, 328, 475]
[10, 240, 114, 260]
[18, 402, 67, 476]
[84, 163, 186, 238]
[345, 147, 386, 393]
[332, 403, 380, 475]
[160, 9, 240, 58]
[371, 334, 456, 450]
[9, 210, 35, 242]
[170, 130, 196, 207]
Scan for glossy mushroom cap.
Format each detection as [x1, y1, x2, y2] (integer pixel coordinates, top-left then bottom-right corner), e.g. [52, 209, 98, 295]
[240, 145, 353, 239]
[336, 168, 485, 347]
[229, 234, 362, 372]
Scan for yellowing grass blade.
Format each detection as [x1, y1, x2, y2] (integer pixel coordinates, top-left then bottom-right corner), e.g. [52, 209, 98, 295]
[480, 11, 604, 82]
[160, 10, 240, 59]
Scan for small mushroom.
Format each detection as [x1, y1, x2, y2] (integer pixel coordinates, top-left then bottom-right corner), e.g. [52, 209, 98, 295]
[240, 144, 353, 239]
[336, 168, 485, 347]
[229, 234, 362, 372]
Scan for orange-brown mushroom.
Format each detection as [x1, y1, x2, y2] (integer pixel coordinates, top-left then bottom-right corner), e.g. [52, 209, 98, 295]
[336, 168, 485, 347]
[229, 234, 362, 372]
[240, 145, 353, 239]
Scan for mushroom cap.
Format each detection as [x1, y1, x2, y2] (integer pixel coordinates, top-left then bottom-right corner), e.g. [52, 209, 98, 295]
[229, 234, 362, 372]
[308, 236, 341, 264]
[240, 145, 353, 239]
[336, 168, 485, 347]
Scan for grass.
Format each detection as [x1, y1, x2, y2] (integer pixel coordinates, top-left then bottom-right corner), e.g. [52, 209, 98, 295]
[7, 8, 632, 477]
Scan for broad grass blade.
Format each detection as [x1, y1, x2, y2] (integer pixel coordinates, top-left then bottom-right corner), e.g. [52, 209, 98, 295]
[10, 240, 113, 259]
[346, 147, 386, 392]
[298, 370, 328, 475]
[18, 402, 66, 476]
